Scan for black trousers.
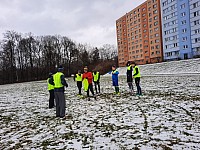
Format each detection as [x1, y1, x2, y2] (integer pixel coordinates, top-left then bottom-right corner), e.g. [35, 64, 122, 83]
[94, 81, 100, 93]
[87, 84, 94, 97]
[77, 81, 82, 95]
[135, 77, 142, 95]
[49, 90, 55, 108]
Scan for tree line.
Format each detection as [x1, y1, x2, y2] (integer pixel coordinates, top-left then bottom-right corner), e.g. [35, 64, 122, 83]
[0, 31, 118, 85]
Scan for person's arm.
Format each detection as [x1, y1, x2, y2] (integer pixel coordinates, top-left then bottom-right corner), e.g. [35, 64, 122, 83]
[73, 74, 76, 81]
[97, 73, 100, 82]
[61, 75, 68, 87]
[49, 76, 54, 85]
[133, 68, 139, 76]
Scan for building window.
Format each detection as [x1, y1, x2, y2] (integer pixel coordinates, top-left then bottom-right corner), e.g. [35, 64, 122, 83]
[156, 45, 160, 49]
[181, 20, 186, 24]
[194, 20, 199, 25]
[171, 12, 175, 17]
[153, 10, 158, 14]
[195, 29, 200, 34]
[171, 4, 176, 10]
[175, 51, 179, 56]
[180, 3, 185, 9]
[183, 45, 188, 49]
[142, 13, 146, 17]
[181, 12, 186, 17]
[182, 29, 187, 33]
[153, 4, 157, 8]
[151, 52, 154, 55]
[195, 38, 200, 43]
[148, 7, 151, 11]
[154, 27, 159, 31]
[142, 8, 146, 11]
[174, 43, 178, 47]
[156, 51, 160, 54]
[182, 37, 187, 41]
[166, 52, 172, 57]
[154, 21, 158, 26]
[154, 16, 158, 20]
[194, 11, 199, 17]
[155, 39, 159, 43]
[193, 2, 198, 8]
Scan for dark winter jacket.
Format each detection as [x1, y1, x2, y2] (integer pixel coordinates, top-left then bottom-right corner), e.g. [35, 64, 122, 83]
[127, 65, 133, 82]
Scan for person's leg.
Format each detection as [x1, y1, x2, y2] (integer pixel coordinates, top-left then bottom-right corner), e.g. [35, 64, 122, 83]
[137, 78, 142, 95]
[135, 78, 141, 95]
[87, 88, 89, 97]
[94, 82, 98, 94]
[116, 86, 119, 93]
[77, 82, 82, 95]
[89, 84, 95, 96]
[97, 82, 100, 93]
[49, 90, 54, 108]
[59, 92, 66, 118]
[54, 92, 60, 117]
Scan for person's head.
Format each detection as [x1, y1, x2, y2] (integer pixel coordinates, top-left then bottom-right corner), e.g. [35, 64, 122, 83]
[126, 61, 131, 66]
[132, 62, 136, 67]
[112, 65, 116, 71]
[78, 70, 81, 74]
[48, 72, 53, 78]
[58, 65, 64, 72]
[93, 70, 97, 74]
[84, 67, 88, 73]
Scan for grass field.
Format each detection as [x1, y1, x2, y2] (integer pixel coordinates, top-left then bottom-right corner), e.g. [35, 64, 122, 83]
[0, 75, 200, 149]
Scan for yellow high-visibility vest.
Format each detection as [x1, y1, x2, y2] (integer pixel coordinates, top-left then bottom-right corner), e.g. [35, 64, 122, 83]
[47, 78, 54, 90]
[75, 74, 82, 81]
[93, 72, 99, 82]
[83, 78, 89, 91]
[133, 66, 141, 78]
[53, 72, 64, 88]
[127, 65, 132, 70]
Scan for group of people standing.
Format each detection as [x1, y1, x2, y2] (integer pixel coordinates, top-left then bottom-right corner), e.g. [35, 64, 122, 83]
[47, 61, 142, 118]
[111, 61, 142, 96]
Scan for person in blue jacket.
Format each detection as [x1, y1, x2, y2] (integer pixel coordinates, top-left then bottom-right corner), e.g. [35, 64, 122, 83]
[112, 65, 119, 94]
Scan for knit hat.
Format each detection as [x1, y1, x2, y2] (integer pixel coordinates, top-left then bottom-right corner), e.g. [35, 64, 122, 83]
[58, 65, 64, 72]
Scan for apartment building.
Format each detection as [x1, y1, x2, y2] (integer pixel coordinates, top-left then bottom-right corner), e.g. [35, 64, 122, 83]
[190, 0, 200, 57]
[116, 0, 163, 66]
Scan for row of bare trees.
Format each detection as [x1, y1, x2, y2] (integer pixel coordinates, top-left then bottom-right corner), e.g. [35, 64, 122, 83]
[0, 31, 118, 84]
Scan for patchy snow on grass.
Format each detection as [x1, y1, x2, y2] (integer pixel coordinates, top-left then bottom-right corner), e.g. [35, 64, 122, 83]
[0, 71, 200, 149]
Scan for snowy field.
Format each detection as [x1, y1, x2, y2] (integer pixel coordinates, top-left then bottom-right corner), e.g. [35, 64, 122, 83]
[106, 58, 200, 76]
[0, 74, 200, 149]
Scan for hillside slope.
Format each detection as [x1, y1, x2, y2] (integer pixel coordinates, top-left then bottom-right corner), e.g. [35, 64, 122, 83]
[106, 58, 200, 76]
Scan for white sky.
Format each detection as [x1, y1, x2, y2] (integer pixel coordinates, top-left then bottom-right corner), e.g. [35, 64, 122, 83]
[0, 0, 146, 47]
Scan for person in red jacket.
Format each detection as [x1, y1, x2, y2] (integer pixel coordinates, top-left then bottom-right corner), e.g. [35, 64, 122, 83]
[82, 66, 96, 99]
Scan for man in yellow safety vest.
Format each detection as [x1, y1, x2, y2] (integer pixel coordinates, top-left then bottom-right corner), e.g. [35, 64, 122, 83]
[93, 70, 100, 94]
[132, 62, 142, 96]
[74, 70, 82, 95]
[49, 66, 68, 118]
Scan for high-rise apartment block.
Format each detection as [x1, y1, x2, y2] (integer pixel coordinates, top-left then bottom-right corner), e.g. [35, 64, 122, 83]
[116, 0, 200, 66]
[190, 0, 200, 56]
[116, 0, 163, 66]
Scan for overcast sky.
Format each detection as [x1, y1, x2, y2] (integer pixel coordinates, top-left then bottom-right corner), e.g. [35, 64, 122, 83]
[0, 0, 145, 47]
